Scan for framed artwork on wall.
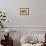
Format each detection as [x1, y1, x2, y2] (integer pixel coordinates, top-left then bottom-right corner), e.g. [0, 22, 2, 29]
[20, 8, 29, 15]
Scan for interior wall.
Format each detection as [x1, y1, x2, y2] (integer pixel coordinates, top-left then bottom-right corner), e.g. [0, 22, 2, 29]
[0, 0, 46, 27]
[0, 1, 46, 46]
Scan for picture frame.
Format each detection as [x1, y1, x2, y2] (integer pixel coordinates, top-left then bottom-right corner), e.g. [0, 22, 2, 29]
[20, 8, 29, 15]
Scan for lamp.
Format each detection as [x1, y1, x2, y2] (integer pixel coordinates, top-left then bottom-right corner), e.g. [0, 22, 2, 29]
[5, 29, 10, 37]
[5, 29, 9, 33]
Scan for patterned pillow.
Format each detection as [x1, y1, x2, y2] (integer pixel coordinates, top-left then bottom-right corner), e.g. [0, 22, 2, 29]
[20, 35, 37, 43]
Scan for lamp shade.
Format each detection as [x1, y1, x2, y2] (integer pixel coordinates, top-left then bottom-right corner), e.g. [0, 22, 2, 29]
[5, 29, 10, 33]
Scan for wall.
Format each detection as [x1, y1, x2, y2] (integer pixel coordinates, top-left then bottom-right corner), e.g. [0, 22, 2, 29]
[0, 0, 46, 46]
[0, 0, 46, 27]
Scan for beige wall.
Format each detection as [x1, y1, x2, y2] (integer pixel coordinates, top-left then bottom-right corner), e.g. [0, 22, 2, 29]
[0, 0, 46, 46]
[0, 0, 46, 27]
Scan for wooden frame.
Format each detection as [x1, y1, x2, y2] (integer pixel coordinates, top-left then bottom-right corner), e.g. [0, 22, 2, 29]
[20, 8, 29, 15]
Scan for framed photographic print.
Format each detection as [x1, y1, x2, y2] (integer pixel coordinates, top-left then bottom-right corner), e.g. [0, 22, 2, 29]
[20, 8, 29, 15]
